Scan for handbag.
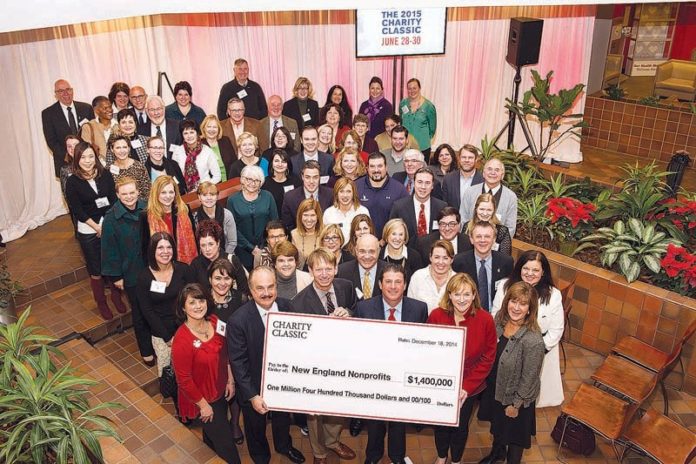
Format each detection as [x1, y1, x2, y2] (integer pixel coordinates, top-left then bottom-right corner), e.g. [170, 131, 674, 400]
[551, 414, 595, 456]
[159, 364, 177, 398]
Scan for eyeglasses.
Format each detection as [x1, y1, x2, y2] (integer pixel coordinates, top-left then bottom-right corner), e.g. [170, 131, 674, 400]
[323, 236, 340, 242]
[131, 95, 146, 100]
[242, 177, 262, 184]
[149, 146, 165, 150]
[268, 234, 286, 240]
[148, 107, 164, 113]
[438, 221, 459, 228]
[55, 88, 73, 94]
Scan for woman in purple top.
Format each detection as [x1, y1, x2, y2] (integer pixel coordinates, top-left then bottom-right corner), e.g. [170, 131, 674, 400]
[358, 76, 393, 139]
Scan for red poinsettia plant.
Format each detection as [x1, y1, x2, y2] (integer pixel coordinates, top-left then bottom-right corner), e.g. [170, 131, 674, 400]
[545, 197, 597, 241]
[659, 244, 696, 295]
[667, 198, 696, 232]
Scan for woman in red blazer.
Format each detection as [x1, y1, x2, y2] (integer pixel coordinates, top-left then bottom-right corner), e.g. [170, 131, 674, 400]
[427, 273, 497, 464]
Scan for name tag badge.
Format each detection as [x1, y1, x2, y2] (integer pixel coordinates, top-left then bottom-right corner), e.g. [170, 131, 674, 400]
[495, 212, 502, 221]
[237, 89, 248, 99]
[150, 280, 166, 293]
[492, 242, 500, 251]
[302, 113, 312, 122]
[169, 144, 182, 152]
[432, 220, 439, 230]
[355, 287, 364, 299]
[109, 165, 120, 175]
[79, 118, 89, 126]
[320, 176, 330, 184]
[401, 105, 410, 114]
[173, 177, 179, 184]
[130, 139, 142, 149]
[290, 132, 296, 140]
[95, 197, 110, 208]
[283, 185, 294, 193]
[216, 319, 227, 336]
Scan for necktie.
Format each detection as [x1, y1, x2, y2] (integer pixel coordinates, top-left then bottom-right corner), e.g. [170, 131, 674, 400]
[325, 291, 335, 314]
[139, 112, 145, 125]
[67, 106, 78, 134]
[273, 119, 279, 132]
[388, 308, 396, 321]
[156, 125, 162, 137]
[417, 203, 427, 237]
[478, 259, 490, 311]
[362, 272, 372, 299]
[406, 178, 413, 194]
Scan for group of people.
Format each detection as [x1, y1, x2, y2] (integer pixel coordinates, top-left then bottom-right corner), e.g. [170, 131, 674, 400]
[42, 58, 563, 464]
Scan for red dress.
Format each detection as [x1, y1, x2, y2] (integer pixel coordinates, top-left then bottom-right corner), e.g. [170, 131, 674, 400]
[171, 314, 229, 420]
[427, 307, 497, 396]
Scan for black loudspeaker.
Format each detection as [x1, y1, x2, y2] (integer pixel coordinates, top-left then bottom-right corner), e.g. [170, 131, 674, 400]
[506, 17, 544, 67]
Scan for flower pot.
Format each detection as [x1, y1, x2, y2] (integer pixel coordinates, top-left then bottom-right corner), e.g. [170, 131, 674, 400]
[0, 298, 18, 325]
[558, 240, 579, 257]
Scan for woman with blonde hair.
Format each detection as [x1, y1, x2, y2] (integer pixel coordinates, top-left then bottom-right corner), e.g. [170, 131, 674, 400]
[142, 175, 198, 264]
[428, 273, 496, 464]
[465, 193, 512, 255]
[345, 213, 375, 257]
[283, 77, 319, 131]
[291, 198, 323, 263]
[380, 218, 424, 281]
[478, 282, 544, 464]
[229, 131, 268, 178]
[200, 114, 236, 182]
[318, 224, 354, 266]
[322, 178, 369, 241]
[329, 148, 366, 186]
[317, 124, 336, 155]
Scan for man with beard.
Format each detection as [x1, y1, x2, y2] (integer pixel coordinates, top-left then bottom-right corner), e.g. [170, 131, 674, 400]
[356, 152, 408, 237]
[441, 144, 484, 217]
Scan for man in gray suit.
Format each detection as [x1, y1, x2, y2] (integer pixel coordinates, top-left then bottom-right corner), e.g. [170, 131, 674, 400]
[460, 157, 518, 237]
[258, 95, 300, 152]
[440, 144, 484, 216]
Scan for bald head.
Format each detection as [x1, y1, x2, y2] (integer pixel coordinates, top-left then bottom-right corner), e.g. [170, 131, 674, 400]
[356, 234, 379, 270]
[268, 95, 283, 118]
[54, 79, 74, 105]
[248, 266, 277, 309]
[129, 86, 147, 111]
[483, 158, 505, 188]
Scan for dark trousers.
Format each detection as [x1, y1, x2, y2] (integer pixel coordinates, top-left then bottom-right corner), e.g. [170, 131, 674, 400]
[434, 394, 478, 461]
[125, 285, 154, 358]
[421, 148, 432, 164]
[76, 232, 101, 276]
[365, 420, 406, 463]
[200, 397, 241, 463]
[241, 402, 292, 464]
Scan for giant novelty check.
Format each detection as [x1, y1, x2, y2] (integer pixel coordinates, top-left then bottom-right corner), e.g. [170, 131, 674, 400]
[261, 312, 466, 426]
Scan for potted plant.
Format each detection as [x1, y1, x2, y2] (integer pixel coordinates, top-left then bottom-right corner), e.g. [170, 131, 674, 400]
[545, 197, 596, 255]
[0, 309, 121, 463]
[0, 261, 22, 325]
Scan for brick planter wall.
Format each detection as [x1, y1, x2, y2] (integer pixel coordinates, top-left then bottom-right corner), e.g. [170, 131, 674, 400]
[513, 239, 696, 394]
[582, 95, 696, 171]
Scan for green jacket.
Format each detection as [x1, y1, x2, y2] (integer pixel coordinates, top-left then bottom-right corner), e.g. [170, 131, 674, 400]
[101, 199, 146, 287]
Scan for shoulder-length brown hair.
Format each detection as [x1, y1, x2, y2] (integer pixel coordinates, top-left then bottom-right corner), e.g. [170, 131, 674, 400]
[175, 283, 211, 323]
[346, 214, 375, 255]
[295, 198, 323, 235]
[72, 141, 104, 180]
[494, 281, 541, 332]
[438, 273, 482, 317]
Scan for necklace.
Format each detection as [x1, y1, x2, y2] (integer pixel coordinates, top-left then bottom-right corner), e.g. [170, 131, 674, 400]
[187, 320, 210, 338]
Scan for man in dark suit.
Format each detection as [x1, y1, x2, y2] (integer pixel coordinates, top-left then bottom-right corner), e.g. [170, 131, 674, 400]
[291, 249, 357, 464]
[42, 79, 94, 177]
[354, 263, 428, 464]
[391, 149, 424, 194]
[281, 160, 333, 229]
[220, 97, 263, 153]
[216, 58, 268, 120]
[440, 144, 484, 216]
[139, 95, 182, 157]
[417, 206, 471, 259]
[337, 234, 385, 301]
[452, 221, 514, 311]
[259, 95, 301, 152]
[129, 85, 148, 131]
[290, 126, 335, 177]
[227, 266, 305, 464]
[389, 168, 447, 248]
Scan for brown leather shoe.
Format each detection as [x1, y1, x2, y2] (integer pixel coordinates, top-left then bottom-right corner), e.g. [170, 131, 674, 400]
[313, 458, 327, 464]
[329, 443, 356, 460]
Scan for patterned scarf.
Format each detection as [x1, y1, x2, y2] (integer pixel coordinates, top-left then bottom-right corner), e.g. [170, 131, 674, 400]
[364, 96, 385, 122]
[147, 208, 199, 264]
[183, 142, 202, 191]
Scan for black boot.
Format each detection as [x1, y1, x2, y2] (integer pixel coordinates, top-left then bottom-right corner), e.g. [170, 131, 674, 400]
[506, 444, 523, 464]
[478, 443, 506, 464]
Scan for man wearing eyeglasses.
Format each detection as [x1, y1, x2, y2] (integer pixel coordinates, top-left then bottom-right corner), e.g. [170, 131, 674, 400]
[221, 97, 262, 153]
[291, 248, 357, 464]
[42, 79, 94, 177]
[140, 95, 182, 157]
[128, 86, 148, 131]
[416, 206, 470, 260]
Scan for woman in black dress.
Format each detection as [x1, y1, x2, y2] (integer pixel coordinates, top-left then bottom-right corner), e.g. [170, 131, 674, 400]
[261, 149, 301, 214]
